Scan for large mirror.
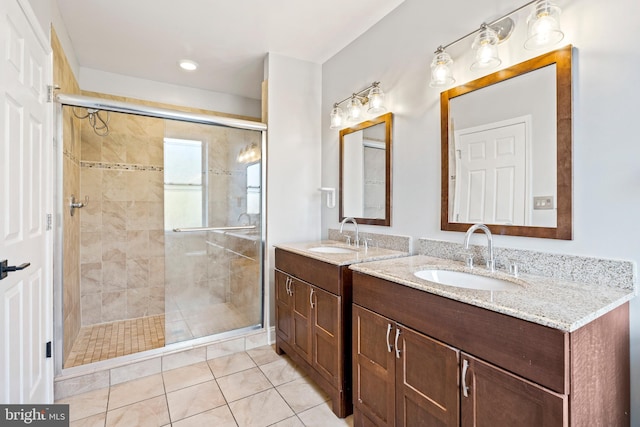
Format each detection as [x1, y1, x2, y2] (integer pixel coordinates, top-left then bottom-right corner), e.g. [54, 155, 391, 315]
[441, 46, 572, 239]
[340, 112, 392, 226]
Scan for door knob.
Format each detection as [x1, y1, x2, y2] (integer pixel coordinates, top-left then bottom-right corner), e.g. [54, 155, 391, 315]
[0, 260, 30, 280]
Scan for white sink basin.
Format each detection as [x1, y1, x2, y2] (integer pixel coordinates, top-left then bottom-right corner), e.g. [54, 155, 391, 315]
[308, 246, 356, 254]
[414, 269, 520, 291]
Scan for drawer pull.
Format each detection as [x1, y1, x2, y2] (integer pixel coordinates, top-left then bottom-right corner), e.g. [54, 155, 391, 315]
[310, 288, 315, 309]
[386, 323, 393, 353]
[394, 328, 401, 359]
[462, 359, 470, 398]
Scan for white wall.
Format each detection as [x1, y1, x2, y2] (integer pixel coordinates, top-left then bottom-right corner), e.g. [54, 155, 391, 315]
[79, 68, 261, 118]
[265, 53, 322, 324]
[322, 0, 640, 420]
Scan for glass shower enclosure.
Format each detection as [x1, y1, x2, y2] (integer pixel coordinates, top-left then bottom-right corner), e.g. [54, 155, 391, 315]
[55, 94, 266, 370]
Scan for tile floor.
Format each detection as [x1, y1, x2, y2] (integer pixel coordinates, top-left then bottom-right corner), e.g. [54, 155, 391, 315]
[56, 345, 354, 427]
[65, 315, 166, 368]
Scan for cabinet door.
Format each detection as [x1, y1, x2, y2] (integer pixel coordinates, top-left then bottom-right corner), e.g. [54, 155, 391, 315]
[275, 271, 292, 344]
[291, 278, 312, 362]
[353, 305, 396, 427]
[461, 353, 567, 427]
[396, 326, 459, 427]
[311, 285, 342, 386]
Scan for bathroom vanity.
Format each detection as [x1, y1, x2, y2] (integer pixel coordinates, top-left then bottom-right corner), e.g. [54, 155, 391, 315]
[349, 255, 634, 427]
[274, 242, 408, 417]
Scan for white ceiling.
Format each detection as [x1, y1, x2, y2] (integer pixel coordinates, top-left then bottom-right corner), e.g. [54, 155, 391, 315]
[55, 0, 406, 100]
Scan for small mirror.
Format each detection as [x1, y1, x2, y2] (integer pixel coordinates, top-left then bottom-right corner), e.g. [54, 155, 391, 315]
[441, 46, 572, 239]
[340, 112, 392, 226]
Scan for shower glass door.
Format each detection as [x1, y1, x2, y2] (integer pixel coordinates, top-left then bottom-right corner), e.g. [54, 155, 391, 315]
[163, 120, 263, 344]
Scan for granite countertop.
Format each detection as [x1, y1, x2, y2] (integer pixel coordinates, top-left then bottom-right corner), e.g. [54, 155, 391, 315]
[349, 255, 636, 332]
[274, 240, 409, 266]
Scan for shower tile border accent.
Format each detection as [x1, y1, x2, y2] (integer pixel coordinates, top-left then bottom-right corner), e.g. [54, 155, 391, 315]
[64, 148, 80, 165]
[80, 160, 164, 172]
[54, 328, 274, 401]
[417, 238, 636, 291]
[328, 229, 411, 253]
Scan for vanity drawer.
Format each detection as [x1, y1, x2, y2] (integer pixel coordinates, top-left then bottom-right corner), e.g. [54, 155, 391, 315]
[275, 248, 347, 295]
[352, 271, 569, 394]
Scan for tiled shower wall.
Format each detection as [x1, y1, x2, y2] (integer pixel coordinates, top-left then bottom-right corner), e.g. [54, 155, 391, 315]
[78, 114, 263, 328]
[78, 112, 165, 325]
[53, 27, 82, 362]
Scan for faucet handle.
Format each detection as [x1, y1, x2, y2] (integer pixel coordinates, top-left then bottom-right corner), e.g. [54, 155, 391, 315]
[461, 252, 474, 268]
[363, 238, 373, 251]
[508, 261, 519, 277]
[345, 235, 351, 246]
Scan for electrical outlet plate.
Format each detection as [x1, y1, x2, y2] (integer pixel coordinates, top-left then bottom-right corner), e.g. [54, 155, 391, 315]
[533, 196, 554, 210]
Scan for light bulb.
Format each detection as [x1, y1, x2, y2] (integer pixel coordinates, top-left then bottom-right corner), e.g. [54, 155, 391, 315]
[430, 49, 455, 88]
[471, 25, 501, 71]
[367, 84, 386, 115]
[525, 0, 564, 50]
[329, 105, 344, 129]
[347, 96, 363, 122]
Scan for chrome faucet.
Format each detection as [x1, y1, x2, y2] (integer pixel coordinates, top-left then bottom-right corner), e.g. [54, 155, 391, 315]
[340, 217, 359, 247]
[463, 223, 495, 272]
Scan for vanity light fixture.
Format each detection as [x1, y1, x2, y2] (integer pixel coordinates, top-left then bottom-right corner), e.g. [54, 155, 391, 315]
[366, 82, 386, 114]
[470, 24, 502, 70]
[329, 82, 387, 129]
[429, 47, 455, 88]
[347, 95, 364, 122]
[524, 0, 564, 50]
[429, 0, 564, 88]
[178, 59, 198, 71]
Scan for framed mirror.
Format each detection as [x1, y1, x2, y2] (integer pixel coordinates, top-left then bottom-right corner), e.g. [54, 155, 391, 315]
[441, 45, 572, 239]
[340, 112, 392, 226]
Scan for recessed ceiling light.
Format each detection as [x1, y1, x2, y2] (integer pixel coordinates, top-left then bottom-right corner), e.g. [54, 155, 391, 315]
[178, 59, 198, 71]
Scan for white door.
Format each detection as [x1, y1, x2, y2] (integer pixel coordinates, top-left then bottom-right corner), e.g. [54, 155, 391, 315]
[454, 117, 529, 225]
[0, 0, 53, 403]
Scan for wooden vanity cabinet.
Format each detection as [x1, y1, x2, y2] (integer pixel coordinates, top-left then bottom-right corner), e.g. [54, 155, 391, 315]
[275, 248, 352, 417]
[352, 271, 630, 427]
[353, 305, 460, 427]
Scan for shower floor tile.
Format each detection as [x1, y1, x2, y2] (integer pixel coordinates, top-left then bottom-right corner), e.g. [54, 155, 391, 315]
[64, 315, 165, 368]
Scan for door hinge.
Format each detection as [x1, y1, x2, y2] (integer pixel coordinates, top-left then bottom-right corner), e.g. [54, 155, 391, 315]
[47, 85, 60, 103]
[456, 149, 462, 159]
[46, 213, 52, 231]
[46, 341, 52, 358]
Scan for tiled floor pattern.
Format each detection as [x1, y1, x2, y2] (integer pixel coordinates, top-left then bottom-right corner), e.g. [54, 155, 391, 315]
[57, 345, 353, 427]
[64, 315, 166, 368]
